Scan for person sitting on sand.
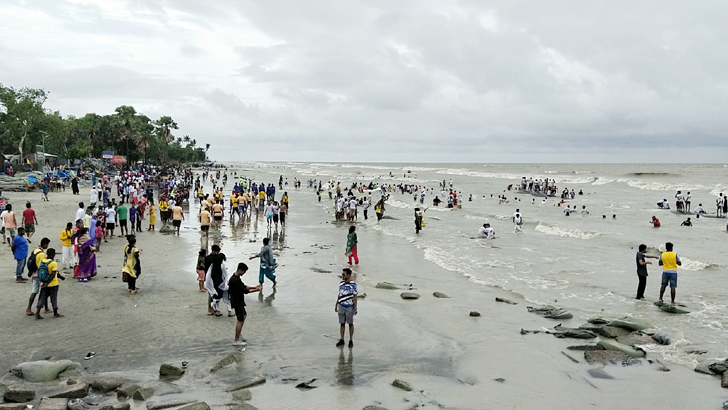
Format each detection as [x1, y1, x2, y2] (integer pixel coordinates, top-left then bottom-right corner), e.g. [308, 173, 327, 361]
[657, 199, 670, 209]
[693, 204, 706, 215]
[651, 216, 661, 228]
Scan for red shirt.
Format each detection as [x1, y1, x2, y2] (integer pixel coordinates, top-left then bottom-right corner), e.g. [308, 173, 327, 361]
[652, 218, 661, 227]
[22, 209, 36, 224]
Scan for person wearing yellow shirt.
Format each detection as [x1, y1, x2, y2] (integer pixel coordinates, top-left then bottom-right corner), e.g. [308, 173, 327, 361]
[658, 242, 682, 305]
[258, 190, 266, 212]
[281, 192, 289, 209]
[35, 248, 64, 319]
[159, 199, 170, 227]
[25, 238, 51, 316]
[230, 194, 239, 221]
[59, 223, 74, 270]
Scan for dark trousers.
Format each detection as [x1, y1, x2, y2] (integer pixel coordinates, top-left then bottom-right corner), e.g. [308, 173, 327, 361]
[636, 275, 647, 299]
[37, 286, 59, 310]
[363, 210, 368, 220]
[128, 276, 137, 291]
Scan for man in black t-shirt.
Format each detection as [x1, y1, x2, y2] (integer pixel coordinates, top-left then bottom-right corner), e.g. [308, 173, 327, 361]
[635, 244, 658, 300]
[229, 262, 261, 348]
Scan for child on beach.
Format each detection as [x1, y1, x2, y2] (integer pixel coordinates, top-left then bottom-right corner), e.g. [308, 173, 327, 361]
[335, 268, 357, 348]
[148, 200, 156, 231]
[196, 249, 207, 292]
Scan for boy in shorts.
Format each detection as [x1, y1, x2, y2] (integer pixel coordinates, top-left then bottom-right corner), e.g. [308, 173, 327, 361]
[335, 268, 358, 348]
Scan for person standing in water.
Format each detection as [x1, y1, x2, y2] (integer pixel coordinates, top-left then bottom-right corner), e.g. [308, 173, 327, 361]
[658, 242, 681, 305]
[250, 238, 278, 289]
[635, 244, 658, 300]
[513, 209, 523, 233]
[346, 226, 359, 265]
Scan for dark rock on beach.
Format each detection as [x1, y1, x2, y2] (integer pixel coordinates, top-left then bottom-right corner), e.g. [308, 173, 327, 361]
[132, 387, 154, 401]
[495, 297, 517, 305]
[375, 282, 399, 290]
[159, 363, 185, 378]
[232, 390, 252, 402]
[400, 292, 420, 300]
[391, 379, 412, 391]
[709, 359, 728, 375]
[527, 306, 573, 320]
[3, 388, 36, 403]
[433, 292, 449, 298]
[210, 354, 243, 373]
[225, 377, 266, 392]
[47, 381, 89, 399]
[469, 311, 481, 317]
[92, 378, 124, 393]
[117, 385, 141, 399]
[38, 398, 68, 410]
[178, 403, 210, 410]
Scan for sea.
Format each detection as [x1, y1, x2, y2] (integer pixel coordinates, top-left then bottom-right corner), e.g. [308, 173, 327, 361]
[239, 162, 728, 368]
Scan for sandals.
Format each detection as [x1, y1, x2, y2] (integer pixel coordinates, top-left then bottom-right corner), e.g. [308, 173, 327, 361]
[84, 352, 96, 360]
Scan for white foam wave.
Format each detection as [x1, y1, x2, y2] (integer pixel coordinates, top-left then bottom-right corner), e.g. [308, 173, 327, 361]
[434, 169, 596, 184]
[622, 179, 716, 192]
[591, 178, 615, 186]
[680, 257, 720, 271]
[535, 222, 601, 239]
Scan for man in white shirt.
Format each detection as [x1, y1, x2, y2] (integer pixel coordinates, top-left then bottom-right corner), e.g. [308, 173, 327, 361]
[694, 203, 705, 214]
[685, 192, 692, 213]
[362, 199, 370, 220]
[513, 209, 523, 233]
[717, 194, 724, 217]
[75, 202, 86, 224]
[348, 198, 357, 221]
[564, 205, 573, 216]
[485, 224, 495, 239]
[105, 205, 117, 238]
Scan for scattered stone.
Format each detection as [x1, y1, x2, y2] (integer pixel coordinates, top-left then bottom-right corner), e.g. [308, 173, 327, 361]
[584, 350, 626, 365]
[47, 381, 89, 399]
[92, 378, 124, 393]
[391, 379, 412, 391]
[375, 282, 399, 290]
[358, 293, 367, 299]
[469, 311, 481, 317]
[210, 354, 243, 373]
[38, 398, 68, 410]
[11, 360, 78, 382]
[0, 404, 28, 410]
[232, 390, 251, 402]
[567, 345, 604, 351]
[178, 403, 210, 410]
[652, 332, 671, 345]
[694, 360, 719, 375]
[159, 364, 186, 378]
[227, 404, 257, 410]
[495, 297, 517, 305]
[710, 360, 728, 375]
[117, 385, 141, 400]
[68, 399, 89, 410]
[295, 379, 317, 389]
[722, 372, 728, 388]
[132, 387, 154, 401]
[225, 377, 266, 392]
[587, 368, 614, 379]
[608, 317, 652, 332]
[527, 306, 573, 320]
[598, 339, 645, 358]
[616, 332, 656, 346]
[597, 326, 631, 339]
[99, 403, 130, 410]
[146, 400, 198, 410]
[493, 378, 506, 383]
[3, 388, 36, 403]
[433, 292, 449, 298]
[400, 292, 420, 300]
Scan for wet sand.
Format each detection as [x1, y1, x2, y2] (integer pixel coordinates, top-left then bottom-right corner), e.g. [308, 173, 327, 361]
[0, 169, 725, 409]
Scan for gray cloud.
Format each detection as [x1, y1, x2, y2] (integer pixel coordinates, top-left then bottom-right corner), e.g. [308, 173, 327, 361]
[2, 0, 728, 162]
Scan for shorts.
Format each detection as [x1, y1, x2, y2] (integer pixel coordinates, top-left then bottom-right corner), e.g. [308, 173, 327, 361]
[266, 214, 273, 220]
[24, 223, 35, 233]
[196, 269, 205, 282]
[173, 220, 181, 227]
[235, 306, 247, 322]
[338, 306, 355, 325]
[661, 272, 677, 288]
[273, 214, 279, 223]
[201, 225, 210, 232]
[4, 227, 16, 238]
[119, 220, 127, 228]
[32, 277, 41, 294]
[214, 215, 222, 221]
[106, 223, 115, 230]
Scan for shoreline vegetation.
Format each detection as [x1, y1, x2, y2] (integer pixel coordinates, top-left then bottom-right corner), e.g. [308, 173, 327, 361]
[0, 83, 209, 171]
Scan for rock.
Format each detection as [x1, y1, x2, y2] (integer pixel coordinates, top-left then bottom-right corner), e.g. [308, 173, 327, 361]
[159, 364, 185, 378]
[92, 378, 124, 393]
[362, 406, 388, 410]
[432, 292, 449, 298]
[567, 345, 604, 351]
[295, 379, 317, 389]
[232, 390, 251, 401]
[210, 354, 243, 373]
[584, 350, 626, 365]
[11, 360, 78, 382]
[723, 372, 728, 388]
[3, 388, 36, 403]
[598, 339, 646, 358]
[400, 292, 420, 300]
[495, 297, 517, 305]
[391, 379, 412, 391]
[694, 360, 718, 375]
[469, 311, 481, 317]
[178, 403, 210, 410]
[225, 377, 266, 392]
[227, 404, 257, 410]
[608, 317, 652, 331]
[587, 368, 614, 379]
[132, 387, 154, 401]
[358, 293, 367, 299]
[527, 306, 573, 320]
[616, 333, 656, 346]
[597, 326, 631, 339]
[493, 378, 506, 383]
[146, 400, 198, 410]
[68, 399, 89, 410]
[117, 384, 141, 399]
[375, 282, 399, 290]
[38, 398, 68, 410]
[0, 404, 28, 410]
[686, 349, 707, 355]
[159, 226, 174, 235]
[652, 332, 671, 345]
[578, 323, 604, 333]
[587, 318, 611, 325]
[0, 383, 6, 395]
[99, 403, 131, 410]
[710, 360, 728, 375]
[47, 381, 89, 399]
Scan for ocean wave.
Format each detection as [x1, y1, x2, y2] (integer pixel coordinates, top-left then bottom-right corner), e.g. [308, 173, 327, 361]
[341, 164, 395, 170]
[465, 214, 488, 220]
[434, 169, 597, 184]
[535, 222, 601, 239]
[622, 179, 716, 192]
[680, 257, 722, 271]
[592, 178, 615, 186]
[544, 170, 559, 174]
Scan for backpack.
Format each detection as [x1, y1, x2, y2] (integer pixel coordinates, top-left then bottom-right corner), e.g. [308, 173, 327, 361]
[38, 260, 52, 283]
[26, 249, 41, 274]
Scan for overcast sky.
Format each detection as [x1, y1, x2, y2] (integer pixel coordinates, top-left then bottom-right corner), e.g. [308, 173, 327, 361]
[2, 0, 727, 162]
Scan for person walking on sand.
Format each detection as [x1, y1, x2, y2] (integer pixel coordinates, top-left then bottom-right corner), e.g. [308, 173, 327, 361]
[4, 203, 17, 247]
[250, 238, 278, 289]
[199, 206, 211, 239]
[35, 248, 65, 319]
[635, 244, 658, 300]
[12, 227, 29, 283]
[117, 201, 128, 236]
[59, 222, 74, 270]
[229, 262, 262, 347]
[205, 245, 232, 316]
[335, 268, 357, 348]
[658, 242, 682, 305]
[76, 228, 97, 282]
[346, 226, 359, 265]
[171, 202, 184, 236]
[22, 202, 38, 243]
[25, 238, 51, 315]
[121, 235, 142, 294]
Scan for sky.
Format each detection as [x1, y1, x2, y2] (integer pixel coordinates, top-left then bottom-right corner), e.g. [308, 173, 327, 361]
[1, 0, 727, 163]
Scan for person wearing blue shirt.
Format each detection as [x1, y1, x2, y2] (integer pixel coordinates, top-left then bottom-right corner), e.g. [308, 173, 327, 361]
[12, 227, 29, 283]
[335, 268, 358, 348]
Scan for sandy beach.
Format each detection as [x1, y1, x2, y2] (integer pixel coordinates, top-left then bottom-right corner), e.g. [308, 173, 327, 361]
[1, 164, 727, 410]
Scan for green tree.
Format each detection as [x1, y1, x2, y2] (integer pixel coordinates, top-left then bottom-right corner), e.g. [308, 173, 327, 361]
[0, 84, 49, 161]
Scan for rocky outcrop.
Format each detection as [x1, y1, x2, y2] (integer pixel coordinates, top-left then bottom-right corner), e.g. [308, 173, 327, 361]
[92, 378, 124, 393]
[11, 360, 78, 382]
[47, 381, 89, 399]
[3, 388, 36, 403]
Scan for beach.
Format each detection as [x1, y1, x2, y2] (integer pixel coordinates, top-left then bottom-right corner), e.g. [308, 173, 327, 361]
[1, 163, 727, 410]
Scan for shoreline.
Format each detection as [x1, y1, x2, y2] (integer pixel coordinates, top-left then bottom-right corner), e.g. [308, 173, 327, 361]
[1, 164, 726, 409]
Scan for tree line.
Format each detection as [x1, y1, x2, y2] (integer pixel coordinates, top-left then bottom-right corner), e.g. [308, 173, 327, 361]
[0, 83, 209, 166]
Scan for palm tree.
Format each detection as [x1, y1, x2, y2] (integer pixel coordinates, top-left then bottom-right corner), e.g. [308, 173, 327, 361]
[154, 116, 178, 163]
